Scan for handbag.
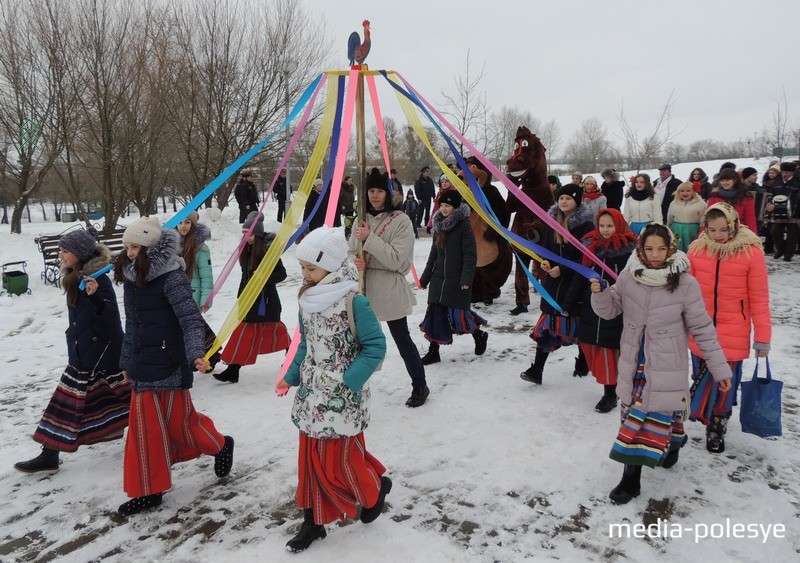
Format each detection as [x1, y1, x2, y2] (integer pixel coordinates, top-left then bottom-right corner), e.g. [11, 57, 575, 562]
[739, 358, 782, 438]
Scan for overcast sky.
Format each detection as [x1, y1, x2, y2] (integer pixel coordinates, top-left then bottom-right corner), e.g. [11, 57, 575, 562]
[307, 0, 799, 152]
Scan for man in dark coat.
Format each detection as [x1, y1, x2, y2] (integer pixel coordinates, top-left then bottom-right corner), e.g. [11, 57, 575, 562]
[274, 169, 289, 222]
[767, 162, 800, 261]
[234, 171, 260, 223]
[600, 168, 625, 210]
[390, 168, 404, 201]
[414, 166, 436, 229]
[653, 163, 682, 222]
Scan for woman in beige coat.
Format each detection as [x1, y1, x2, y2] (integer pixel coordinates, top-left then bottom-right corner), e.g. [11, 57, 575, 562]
[591, 223, 731, 504]
[351, 168, 428, 408]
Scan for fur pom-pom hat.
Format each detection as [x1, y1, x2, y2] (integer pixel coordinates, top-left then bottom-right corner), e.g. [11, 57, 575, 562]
[59, 229, 98, 263]
[295, 226, 348, 273]
[123, 216, 163, 247]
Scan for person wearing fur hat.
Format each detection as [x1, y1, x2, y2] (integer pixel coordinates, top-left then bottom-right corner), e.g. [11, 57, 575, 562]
[413, 166, 436, 229]
[687, 203, 771, 453]
[623, 174, 661, 235]
[277, 226, 389, 553]
[766, 161, 800, 261]
[600, 168, 624, 210]
[706, 169, 757, 233]
[667, 182, 707, 252]
[520, 183, 594, 385]
[418, 190, 488, 364]
[590, 223, 732, 504]
[569, 208, 638, 413]
[113, 216, 234, 516]
[14, 229, 130, 474]
[214, 211, 291, 383]
[350, 167, 429, 407]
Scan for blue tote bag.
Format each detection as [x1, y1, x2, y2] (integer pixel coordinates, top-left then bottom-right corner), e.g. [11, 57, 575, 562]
[739, 358, 782, 438]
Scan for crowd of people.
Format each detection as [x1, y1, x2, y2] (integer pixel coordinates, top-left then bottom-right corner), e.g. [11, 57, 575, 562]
[12, 158, 791, 553]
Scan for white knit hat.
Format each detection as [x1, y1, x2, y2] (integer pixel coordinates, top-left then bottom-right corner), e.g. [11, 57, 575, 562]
[123, 216, 163, 247]
[295, 226, 348, 272]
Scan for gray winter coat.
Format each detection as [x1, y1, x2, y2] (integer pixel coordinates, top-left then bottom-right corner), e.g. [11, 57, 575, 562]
[591, 270, 732, 411]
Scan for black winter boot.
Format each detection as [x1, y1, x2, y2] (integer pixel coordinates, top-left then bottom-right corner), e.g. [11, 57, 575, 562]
[118, 492, 163, 516]
[706, 416, 728, 453]
[609, 465, 641, 504]
[214, 436, 235, 477]
[594, 385, 618, 413]
[208, 350, 222, 371]
[473, 330, 488, 355]
[520, 349, 549, 384]
[405, 385, 430, 408]
[360, 476, 393, 523]
[286, 509, 326, 553]
[662, 435, 688, 469]
[509, 303, 528, 316]
[213, 364, 240, 383]
[421, 343, 440, 365]
[573, 349, 589, 377]
[14, 447, 60, 474]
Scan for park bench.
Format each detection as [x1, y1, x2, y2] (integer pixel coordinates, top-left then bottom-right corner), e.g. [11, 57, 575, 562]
[34, 225, 126, 288]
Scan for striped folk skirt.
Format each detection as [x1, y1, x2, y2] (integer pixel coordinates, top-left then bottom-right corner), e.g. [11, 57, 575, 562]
[609, 347, 686, 468]
[220, 321, 291, 366]
[689, 354, 744, 424]
[419, 303, 487, 344]
[296, 432, 385, 525]
[530, 313, 579, 352]
[33, 365, 131, 452]
[579, 343, 619, 386]
[123, 389, 225, 498]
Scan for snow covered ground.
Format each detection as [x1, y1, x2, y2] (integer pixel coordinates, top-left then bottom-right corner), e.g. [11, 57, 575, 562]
[1, 158, 798, 562]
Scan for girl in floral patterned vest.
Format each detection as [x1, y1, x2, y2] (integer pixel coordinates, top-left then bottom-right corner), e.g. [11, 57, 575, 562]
[277, 226, 389, 553]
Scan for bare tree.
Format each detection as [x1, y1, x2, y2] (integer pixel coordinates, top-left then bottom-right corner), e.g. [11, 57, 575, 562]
[566, 118, 617, 173]
[483, 107, 538, 166]
[617, 91, 681, 172]
[440, 50, 488, 156]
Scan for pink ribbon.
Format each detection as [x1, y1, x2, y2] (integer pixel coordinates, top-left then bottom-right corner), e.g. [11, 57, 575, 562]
[324, 68, 360, 227]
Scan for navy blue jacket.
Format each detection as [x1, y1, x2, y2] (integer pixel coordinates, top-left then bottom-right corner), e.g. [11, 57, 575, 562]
[66, 274, 124, 371]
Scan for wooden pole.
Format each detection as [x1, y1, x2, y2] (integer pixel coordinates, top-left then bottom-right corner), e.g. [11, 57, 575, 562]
[355, 65, 367, 294]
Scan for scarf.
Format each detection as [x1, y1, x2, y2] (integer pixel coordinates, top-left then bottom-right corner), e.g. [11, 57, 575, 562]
[714, 187, 737, 201]
[629, 189, 650, 201]
[689, 201, 763, 259]
[581, 208, 638, 266]
[298, 260, 359, 313]
[582, 189, 603, 201]
[626, 249, 690, 287]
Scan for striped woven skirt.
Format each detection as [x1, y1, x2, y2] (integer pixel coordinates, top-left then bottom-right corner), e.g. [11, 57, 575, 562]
[609, 347, 686, 468]
[419, 303, 487, 344]
[33, 365, 131, 453]
[296, 432, 385, 525]
[220, 321, 291, 366]
[689, 354, 743, 424]
[579, 343, 619, 385]
[123, 389, 225, 498]
[530, 313, 579, 352]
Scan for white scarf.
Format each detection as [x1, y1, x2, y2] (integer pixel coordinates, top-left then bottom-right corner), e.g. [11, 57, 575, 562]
[625, 249, 690, 287]
[298, 262, 359, 313]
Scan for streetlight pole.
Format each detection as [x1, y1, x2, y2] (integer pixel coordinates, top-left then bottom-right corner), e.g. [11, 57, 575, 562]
[283, 59, 298, 201]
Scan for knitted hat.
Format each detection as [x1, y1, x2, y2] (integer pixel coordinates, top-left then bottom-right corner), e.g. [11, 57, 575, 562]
[186, 211, 199, 225]
[59, 229, 97, 263]
[439, 173, 449, 186]
[719, 162, 736, 172]
[555, 183, 583, 206]
[780, 162, 797, 173]
[243, 211, 265, 237]
[769, 164, 781, 174]
[740, 167, 757, 180]
[122, 216, 163, 247]
[295, 225, 348, 273]
[438, 189, 462, 208]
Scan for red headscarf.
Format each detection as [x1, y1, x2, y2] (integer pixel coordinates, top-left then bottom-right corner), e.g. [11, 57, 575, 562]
[581, 208, 638, 266]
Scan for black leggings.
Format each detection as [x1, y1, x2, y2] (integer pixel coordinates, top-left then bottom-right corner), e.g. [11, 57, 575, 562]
[387, 317, 426, 389]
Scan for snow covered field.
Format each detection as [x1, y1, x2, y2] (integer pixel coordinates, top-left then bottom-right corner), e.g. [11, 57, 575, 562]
[0, 158, 798, 562]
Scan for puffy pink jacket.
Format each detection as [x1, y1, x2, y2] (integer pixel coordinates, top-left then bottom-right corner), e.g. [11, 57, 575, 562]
[687, 233, 771, 362]
[591, 270, 732, 411]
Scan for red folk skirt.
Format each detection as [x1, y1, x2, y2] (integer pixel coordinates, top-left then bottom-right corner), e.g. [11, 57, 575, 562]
[123, 389, 225, 498]
[220, 321, 291, 366]
[579, 343, 619, 386]
[296, 432, 385, 525]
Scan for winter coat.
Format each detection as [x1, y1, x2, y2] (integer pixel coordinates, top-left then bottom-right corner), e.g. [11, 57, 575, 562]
[414, 175, 436, 200]
[285, 264, 386, 439]
[420, 204, 476, 310]
[601, 180, 625, 210]
[706, 192, 757, 232]
[304, 188, 341, 230]
[180, 223, 213, 309]
[65, 246, 124, 372]
[538, 204, 595, 315]
[120, 230, 205, 391]
[768, 176, 800, 224]
[238, 233, 287, 323]
[591, 269, 732, 411]
[581, 194, 607, 223]
[339, 183, 356, 217]
[573, 238, 635, 348]
[349, 208, 417, 322]
[687, 228, 771, 362]
[234, 179, 260, 209]
[623, 194, 661, 225]
[667, 196, 706, 225]
[655, 176, 682, 221]
[274, 176, 288, 201]
[403, 197, 419, 222]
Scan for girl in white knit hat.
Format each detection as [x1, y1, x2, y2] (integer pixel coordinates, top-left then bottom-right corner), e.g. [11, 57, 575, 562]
[277, 225, 390, 553]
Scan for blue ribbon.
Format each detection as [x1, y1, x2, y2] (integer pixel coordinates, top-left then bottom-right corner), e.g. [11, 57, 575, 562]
[164, 73, 324, 229]
[78, 263, 114, 291]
